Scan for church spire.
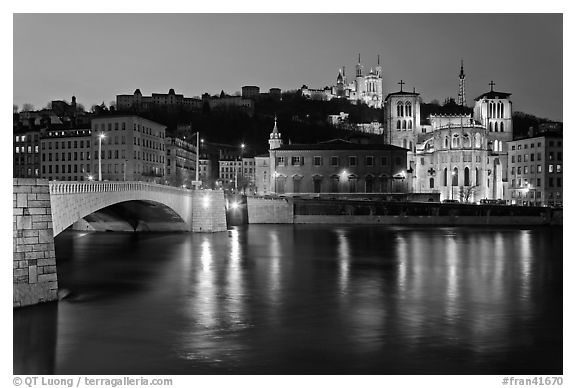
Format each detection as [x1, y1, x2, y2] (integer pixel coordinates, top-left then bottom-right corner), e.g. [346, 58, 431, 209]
[356, 53, 363, 77]
[269, 115, 282, 150]
[458, 59, 467, 106]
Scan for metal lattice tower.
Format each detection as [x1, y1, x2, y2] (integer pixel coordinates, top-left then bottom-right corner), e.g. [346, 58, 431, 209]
[458, 59, 466, 106]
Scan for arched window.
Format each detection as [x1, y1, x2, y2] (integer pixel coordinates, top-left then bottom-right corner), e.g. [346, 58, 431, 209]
[429, 177, 434, 189]
[397, 120, 401, 130]
[493, 140, 499, 152]
[443, 168, 447, 186]
[489, 102, 493, 117]
[488, 141, 493, 151]
[464, 167, 470, 186]
[397, 102, 404, 117]
[402, 138, 407, 149]
[463, 134, 471, 148]
[444, 137, 449, 149]
[407, 120, 412, 129]
[500, 122, 504, 132]
[452, 134, 460, 148]
[499, 102, 504, 118]
[409, 141, 413, 151]
[402, 120, 407, 129]
[475, 168, 480, 186]
[475, 133, 482, 148]
[489, 122, 493, 132]
[405, 102, 412, 116]
[452, 167, 458, 186]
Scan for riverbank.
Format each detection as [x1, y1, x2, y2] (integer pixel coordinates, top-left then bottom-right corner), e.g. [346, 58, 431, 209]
[245, 197, 562, 226]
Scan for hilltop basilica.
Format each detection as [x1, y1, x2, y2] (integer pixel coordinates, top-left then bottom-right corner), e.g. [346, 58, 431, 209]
[301, 54, 384, 108]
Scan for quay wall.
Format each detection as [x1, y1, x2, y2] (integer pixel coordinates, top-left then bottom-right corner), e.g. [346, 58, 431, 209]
[247, 197, 293, 224]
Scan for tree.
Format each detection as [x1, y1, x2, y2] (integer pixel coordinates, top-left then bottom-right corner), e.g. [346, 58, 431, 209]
[22, 103, 35, 112]
[13, 104, 18, 113]
[460, 185, 478, 203]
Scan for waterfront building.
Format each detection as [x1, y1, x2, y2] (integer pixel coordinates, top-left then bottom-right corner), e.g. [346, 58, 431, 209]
[383, 64, 513, 202]
[507, 132, 562, 207]
[256, 119, 408, 195]
[254, 154, 271, 195]
[219, 159, 243, 190]
[13, 130, 41, 178]
[91, 115, 166, 182]
[165, 137, 197, 188]
[39, 128, 92, 181]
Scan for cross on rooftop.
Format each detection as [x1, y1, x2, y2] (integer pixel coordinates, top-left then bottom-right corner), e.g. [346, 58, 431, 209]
[489, 80, 495, 91]
[398, 80, 405, 92]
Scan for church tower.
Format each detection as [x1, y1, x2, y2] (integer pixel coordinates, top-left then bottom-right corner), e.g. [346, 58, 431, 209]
[473, 81, 513, 146]
[383, 80, 420, 152]
[269, 116, 283, 150]
[458, 60, 466, 106]
[375, 54, 382, 77]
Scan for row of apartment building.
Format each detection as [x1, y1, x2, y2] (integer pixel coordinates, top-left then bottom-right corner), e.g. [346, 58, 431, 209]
[14, 115, 199, 187]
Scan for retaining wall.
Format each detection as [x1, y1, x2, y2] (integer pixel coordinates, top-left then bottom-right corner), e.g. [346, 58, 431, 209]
[247, 197, 293, 224]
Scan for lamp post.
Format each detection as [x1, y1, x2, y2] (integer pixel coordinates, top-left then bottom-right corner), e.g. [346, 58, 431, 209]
[240, 143, 245, 194]
[98, 132, 105, 181]
[195, 131, 200, 186]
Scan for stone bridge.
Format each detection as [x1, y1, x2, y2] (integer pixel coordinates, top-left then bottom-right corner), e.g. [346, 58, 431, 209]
[13, 178, 227, 307]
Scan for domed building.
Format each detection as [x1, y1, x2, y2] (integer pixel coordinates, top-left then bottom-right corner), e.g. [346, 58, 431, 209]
[384, 63, 511, 202]
[414, 123, 506, 202]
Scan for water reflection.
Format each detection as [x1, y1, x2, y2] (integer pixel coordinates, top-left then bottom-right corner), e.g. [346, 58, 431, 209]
[335, 228, 350, 294]
[14, 226, 562, 375]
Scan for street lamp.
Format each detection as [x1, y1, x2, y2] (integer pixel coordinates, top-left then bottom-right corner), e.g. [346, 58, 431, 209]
[240, 143, 245, 194]
[98, 132, 105, 181]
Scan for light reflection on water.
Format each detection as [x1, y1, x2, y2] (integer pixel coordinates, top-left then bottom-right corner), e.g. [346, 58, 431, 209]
[13, 225, 562, 375]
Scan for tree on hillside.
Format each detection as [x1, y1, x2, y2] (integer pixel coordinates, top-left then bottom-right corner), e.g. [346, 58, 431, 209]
[22, 103, 35, 112]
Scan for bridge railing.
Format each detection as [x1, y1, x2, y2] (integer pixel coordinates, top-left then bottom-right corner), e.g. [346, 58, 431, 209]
[49, 181, 196, 196]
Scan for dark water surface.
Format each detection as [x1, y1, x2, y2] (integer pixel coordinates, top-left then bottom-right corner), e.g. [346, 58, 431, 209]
[14, 225, 562, 374]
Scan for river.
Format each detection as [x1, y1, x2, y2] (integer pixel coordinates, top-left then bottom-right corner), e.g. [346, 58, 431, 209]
[14, 225, 562, 374]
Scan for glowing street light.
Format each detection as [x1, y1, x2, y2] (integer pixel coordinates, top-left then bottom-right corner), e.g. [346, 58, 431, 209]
[230, 201, 239, 210]
[98, 132, 105, 181]
[202, 195, 211, 208]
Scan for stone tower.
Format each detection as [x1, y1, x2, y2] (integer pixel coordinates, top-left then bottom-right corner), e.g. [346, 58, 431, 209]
[384, 80, 420, 153]
[473, 81, 513, 148]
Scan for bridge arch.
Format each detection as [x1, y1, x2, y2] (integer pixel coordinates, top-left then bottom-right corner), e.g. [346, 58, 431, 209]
[49, 181, 226, 236]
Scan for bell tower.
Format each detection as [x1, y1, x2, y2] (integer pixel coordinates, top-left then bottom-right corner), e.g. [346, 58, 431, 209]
[269, 116, 283, 150]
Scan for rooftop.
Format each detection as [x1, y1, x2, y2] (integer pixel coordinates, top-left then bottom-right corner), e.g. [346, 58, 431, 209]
[474, 90, 512, 101]
[274, 139, 406, 152]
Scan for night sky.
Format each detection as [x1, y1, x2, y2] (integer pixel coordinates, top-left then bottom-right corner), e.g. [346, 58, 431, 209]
[13, 13, 562, 121]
